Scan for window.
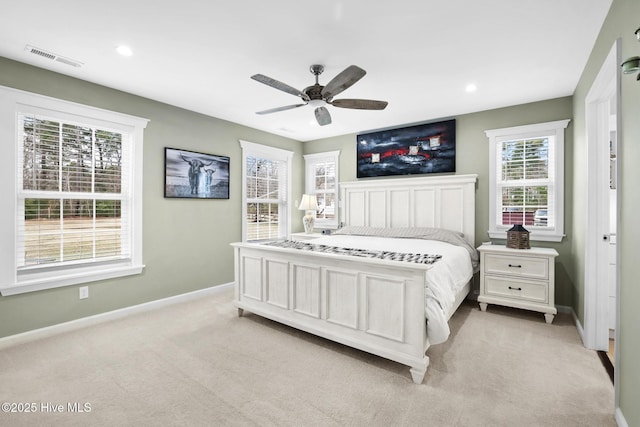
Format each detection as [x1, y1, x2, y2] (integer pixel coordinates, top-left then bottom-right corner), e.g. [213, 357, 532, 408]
[303, 151, 340, 229]
[0, 86, 148, 295]
[485, 119, 569, 242]
[240, 140, 292, 242]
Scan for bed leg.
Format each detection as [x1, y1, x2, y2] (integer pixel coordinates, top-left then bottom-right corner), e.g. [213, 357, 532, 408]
[237, 308, 244, 317]
[409, 356, 430, 384]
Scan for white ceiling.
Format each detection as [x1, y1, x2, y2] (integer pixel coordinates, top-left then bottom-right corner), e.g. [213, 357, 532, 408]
[1, 1, 612, 142]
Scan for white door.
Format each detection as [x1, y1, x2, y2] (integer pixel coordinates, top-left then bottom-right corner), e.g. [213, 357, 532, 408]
[584, 41, 619, 352]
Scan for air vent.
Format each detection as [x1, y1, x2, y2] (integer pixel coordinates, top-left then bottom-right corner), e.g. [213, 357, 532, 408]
[25, 45, 83, 68]
[54, 56, 82, 67]
[27, 46, 55, 60]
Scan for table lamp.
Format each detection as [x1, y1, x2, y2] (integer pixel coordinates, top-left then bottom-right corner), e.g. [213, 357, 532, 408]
[298, 194, 318, 233]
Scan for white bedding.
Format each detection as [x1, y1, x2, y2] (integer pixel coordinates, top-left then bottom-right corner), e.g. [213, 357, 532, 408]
[308, 234, 473, 345]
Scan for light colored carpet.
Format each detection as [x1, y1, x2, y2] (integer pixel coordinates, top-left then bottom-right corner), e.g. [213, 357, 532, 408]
[0, 288, 614, 426]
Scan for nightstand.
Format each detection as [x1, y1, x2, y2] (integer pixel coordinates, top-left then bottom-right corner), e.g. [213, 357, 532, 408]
[477, 244, 559, 323]
[290, 232, 324, 241]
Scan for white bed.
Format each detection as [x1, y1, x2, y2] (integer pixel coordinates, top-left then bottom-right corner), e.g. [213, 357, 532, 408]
[307, 230, 477, 345]
[232, 174, 477, 383]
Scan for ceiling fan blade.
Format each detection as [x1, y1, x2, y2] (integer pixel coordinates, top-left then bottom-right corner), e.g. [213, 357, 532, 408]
[251, 74, 310, 102]
[256, 103, 307, 115]
[314, 106, 332, 126]
[321, 65, 366, 99]
[329, 99, 388, 110]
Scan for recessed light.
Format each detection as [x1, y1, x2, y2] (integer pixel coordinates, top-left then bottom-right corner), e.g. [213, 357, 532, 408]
[116, 45, 133, 57]
[465, 83, 477, 93]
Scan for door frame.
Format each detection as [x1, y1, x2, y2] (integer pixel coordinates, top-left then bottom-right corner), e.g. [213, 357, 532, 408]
[584, 40, 620, 355]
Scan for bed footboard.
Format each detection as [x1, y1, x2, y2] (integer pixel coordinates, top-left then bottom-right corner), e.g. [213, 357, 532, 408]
[232, 243, 432, 384]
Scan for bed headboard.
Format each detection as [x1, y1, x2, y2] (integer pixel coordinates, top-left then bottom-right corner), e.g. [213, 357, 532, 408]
[339, 174, 477, 246]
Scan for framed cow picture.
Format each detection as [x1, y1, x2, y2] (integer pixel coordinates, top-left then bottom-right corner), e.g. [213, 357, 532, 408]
[164, 147, 230, 199]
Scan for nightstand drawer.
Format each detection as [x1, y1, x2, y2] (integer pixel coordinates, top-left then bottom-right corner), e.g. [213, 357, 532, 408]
[484, 254, 548, 279]
[485, 276, 547, 303]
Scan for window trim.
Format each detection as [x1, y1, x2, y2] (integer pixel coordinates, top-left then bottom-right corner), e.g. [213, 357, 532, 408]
[0, 85, 148, 296]
[485, 119, 570, 242]
[240, 140, 293, 242]
[303, 150, 340, 229]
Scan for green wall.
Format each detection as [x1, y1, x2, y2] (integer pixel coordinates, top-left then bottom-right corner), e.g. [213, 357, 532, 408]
[304, 98, 575, 305]
[0, 56, 576, 333]
[0, 57, 304, 338]
[572, 0, 640, 423]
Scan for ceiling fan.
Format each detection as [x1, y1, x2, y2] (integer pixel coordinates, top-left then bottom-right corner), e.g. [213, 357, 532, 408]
[251, 64, 388, 126]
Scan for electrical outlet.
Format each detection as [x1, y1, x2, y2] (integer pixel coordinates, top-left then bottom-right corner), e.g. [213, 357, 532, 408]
[79, 286, 89, 299]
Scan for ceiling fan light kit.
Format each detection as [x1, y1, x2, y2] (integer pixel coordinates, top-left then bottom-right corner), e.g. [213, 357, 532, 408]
[251, 64, 388, 126]
[307, 99, 326, 108]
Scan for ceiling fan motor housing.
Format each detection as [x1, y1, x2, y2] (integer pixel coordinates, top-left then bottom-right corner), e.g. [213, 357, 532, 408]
[304, 84, 325, 101]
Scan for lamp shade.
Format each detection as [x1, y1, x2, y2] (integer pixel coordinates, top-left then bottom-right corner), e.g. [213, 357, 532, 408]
[298, 194, 318, 211]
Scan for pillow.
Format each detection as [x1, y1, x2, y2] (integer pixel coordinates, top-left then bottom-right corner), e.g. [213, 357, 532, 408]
[334, 226, 464, 239]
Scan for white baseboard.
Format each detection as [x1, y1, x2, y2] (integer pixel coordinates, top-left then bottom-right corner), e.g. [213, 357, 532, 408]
[560, 304, 629, 427]
[615, 407, 629, 427]
[556, 304, 588, 346]
[556, 304, 586, 345]
[0, 282, 233, 350]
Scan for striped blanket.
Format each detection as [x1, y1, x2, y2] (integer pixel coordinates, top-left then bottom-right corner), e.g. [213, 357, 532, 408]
[264, 239, 442, 265]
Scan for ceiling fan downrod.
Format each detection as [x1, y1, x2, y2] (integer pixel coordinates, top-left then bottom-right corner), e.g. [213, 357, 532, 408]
[309, 64, 324, 83]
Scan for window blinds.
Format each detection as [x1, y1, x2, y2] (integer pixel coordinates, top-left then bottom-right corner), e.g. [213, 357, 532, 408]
[245, 156, 285, 241]
[313, 161, 336, 221]
[498, 137, 554, 228]
[17, 114, 130, 267]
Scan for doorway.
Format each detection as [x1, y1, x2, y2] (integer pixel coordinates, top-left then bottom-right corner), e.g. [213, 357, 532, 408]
[584, 40, 620, 377]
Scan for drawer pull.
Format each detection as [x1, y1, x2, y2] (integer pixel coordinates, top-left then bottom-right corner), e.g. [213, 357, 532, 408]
[508, 264, 522, 268]
[508, 286, 523, 291]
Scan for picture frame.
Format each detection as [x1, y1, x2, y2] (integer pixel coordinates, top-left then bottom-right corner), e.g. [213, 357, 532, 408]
[356, 119, 456, 178]
[164, 147, 230, 199]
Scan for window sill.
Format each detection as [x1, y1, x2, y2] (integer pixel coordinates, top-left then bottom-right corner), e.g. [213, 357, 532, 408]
[488, 230, 565, 243]
[1, 264, 145, 296]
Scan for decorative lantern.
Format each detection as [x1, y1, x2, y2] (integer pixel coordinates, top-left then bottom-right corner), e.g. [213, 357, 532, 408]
[506, 224, 530, 249]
